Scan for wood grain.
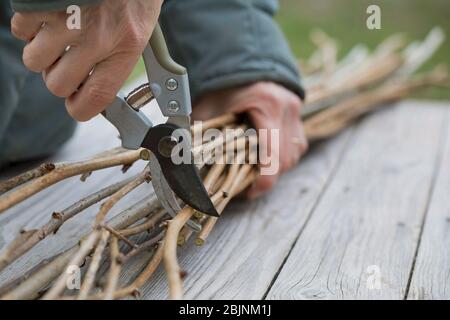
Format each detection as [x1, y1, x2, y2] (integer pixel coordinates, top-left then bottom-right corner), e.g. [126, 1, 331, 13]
[266, 100, 447, 300]
[1, 96, 449, 300]
[0, 115, 151, 286]
[0, 77, 163, 287]
[407, 104, 450, 300]
[138, 130, 354, 299]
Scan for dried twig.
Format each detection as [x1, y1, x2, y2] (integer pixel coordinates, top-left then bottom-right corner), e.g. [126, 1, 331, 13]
[163, 207, 194, 300]
[42, 231, 100, 300]
[122, 230, 165, 263]
[0, 176, 137, 272]
[101, 224, 137, 249]
[191, 113, 238, 135]
[77, 230, 110, 299]
[196, 167, 256, 246]
[1, 247, 79, 300]
[0, 197, 160, 300]
[120, 209, 166, 237]
[177, 227, 194, 246]
[0, 30, 447, 301]
[103, 236, 121, 300]
[0, 150, 143, 213]
[0, 163, 56, 195]
[94, 168, 150, 226]
[87, 240, 165, 300]
[304, 69, 449, 141]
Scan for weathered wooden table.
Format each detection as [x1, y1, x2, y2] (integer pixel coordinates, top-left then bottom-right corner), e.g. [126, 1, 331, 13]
[1, 99, 449, 300]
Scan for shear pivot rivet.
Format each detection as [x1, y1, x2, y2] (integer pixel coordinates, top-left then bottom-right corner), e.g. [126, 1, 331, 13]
[168, 100, 180, 113]
[166, 78, 178, 91]
[158, 136, 178, 158]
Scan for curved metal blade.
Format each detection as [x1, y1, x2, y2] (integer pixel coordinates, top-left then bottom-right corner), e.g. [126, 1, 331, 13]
[148, 157, 202, 232]
[142, 123, 219, 217]
[148, 155, 181, 216]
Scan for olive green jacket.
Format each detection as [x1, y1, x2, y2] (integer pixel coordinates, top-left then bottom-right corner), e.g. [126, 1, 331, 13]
[1, 0, 304, 167]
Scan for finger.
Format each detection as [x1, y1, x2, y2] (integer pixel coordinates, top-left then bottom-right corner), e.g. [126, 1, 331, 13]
[23, 22, 78, 72]
[246, 174, 279, 199]
[246, 115, 298, 199]
[287, 104, 308, 165]
[43, 46, 100, 98]
[247, 108, 283, 189]
[66, 52, 140, 121]
[291, 120, 308, 155]
[279, 108, 300, 169]
[192, 101, 223, 121]
[11, 12, 45, 41]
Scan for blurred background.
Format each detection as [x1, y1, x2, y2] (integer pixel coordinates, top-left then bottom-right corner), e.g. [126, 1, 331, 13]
[277, 0, 450, 99]
[129, 0, 450, 100]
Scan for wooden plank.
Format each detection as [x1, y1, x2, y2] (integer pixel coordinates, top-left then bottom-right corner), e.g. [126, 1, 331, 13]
[0, 111, 156, 285]
[0, 77, 165, 285]
[266, 100, 447, 300]
[2, 92, 447, 299]
[0, 86, 353, 296]
[407, 104, 450, 300]
[139, 130, 354, 299]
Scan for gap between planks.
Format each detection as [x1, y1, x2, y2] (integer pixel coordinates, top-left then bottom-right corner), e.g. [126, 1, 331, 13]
[138, 129, 356, 299]
[403, 104, 449, 299]
[265, 100, 448, 300]
[406, 103, 450, 300]
[260, 126, 358, 300]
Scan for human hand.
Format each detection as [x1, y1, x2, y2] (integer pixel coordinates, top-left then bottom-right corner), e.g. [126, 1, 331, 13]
[193, 82, 308, 198]
[11, 0, 163, 121]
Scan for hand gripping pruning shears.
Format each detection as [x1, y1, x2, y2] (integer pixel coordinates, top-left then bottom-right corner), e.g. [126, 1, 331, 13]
[101, 23, 219, 231]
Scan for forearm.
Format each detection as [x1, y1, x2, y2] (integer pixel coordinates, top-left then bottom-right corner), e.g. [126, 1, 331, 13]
[10, 0, 102, 12]
[160, 0, 305, 102]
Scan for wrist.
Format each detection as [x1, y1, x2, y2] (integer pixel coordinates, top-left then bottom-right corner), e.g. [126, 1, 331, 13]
[11, 0, 103, 12]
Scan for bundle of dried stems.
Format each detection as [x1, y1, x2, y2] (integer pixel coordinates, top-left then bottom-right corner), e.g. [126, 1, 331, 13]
[0, 29, 449, 300]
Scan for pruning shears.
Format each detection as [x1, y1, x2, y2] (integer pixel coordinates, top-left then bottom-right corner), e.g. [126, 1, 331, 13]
[102, 23, 219, 230]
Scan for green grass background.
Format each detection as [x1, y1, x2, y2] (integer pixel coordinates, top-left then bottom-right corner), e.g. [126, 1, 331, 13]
[130, 0, 450, 100]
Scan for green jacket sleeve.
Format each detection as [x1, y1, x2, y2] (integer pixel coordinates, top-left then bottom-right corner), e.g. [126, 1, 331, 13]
[10, 0, 102, 12]
[10, 0, 305, 101]
[160, 0, 305, 102]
